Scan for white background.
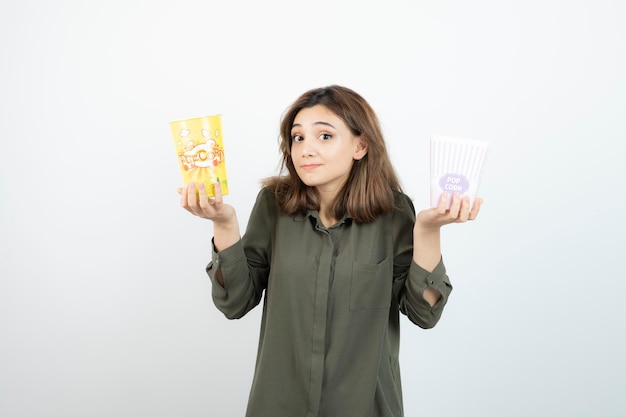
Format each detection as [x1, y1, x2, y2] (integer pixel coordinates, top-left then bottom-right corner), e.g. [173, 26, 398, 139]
[1, 1, 625, 416]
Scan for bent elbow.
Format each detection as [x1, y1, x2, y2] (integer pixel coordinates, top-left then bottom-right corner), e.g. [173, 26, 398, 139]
[403, 301, 445, 329]
[221, 305, 250, 320]
[213, 293, 261, 320]
[410, 314, 441, 329]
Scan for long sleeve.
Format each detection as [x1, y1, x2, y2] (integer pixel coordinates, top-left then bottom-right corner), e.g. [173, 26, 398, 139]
[401, 259, 452, 328]
[206, 188, 274, 319]
[390, 192, 453, 329]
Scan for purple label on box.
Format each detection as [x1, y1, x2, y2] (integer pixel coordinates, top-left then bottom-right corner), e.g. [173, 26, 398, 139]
[439, 173, 470, 194]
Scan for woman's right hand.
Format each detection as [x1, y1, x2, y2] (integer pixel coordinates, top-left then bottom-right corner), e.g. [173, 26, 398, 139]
[180, 181, 236, 225]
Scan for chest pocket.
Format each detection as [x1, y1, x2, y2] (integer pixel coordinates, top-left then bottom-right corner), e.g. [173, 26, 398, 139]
[349, 258, 392, 311]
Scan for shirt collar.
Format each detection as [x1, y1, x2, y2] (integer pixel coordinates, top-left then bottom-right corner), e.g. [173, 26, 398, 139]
[296, 210, 352, 228]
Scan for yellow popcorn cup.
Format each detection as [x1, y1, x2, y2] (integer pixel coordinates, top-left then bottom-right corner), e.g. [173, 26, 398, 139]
[169, 114, 228, 197]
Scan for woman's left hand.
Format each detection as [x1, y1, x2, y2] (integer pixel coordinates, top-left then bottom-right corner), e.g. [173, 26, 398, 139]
[416, 192, 482, 230]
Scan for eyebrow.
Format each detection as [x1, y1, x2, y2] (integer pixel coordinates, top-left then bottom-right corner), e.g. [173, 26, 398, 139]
[291, 121, 337, 130]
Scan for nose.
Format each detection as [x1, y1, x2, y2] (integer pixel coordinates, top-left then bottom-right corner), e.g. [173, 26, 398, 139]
[300, 137, 316, 157]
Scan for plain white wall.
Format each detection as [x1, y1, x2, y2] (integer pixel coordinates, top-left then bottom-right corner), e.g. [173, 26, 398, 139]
[1, 0, 624, 416]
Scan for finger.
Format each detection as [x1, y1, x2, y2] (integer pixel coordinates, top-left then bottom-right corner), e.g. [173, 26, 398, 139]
[468, 198, 483, 220]
[448, 192, 462, 218]
[457, 196, 471, 222]
[186, 182, 199, 209]
[198, 182, 209, 208]
[177, 187, 183, 195]
[212, 179, 224, 206]
[197, 182, 213, 210]
[180, 183, 189, 208]
[437, 192, 449, 214]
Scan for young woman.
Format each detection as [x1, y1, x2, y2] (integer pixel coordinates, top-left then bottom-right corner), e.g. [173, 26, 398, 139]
[181, 85, 482, 417]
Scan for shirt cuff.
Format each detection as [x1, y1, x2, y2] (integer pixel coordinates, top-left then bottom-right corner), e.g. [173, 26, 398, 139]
[411, 258, 450, 296]
[206, 237, 245, 296]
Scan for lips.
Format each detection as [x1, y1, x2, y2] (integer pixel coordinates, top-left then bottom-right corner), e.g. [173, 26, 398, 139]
[300, 164, 321, 170]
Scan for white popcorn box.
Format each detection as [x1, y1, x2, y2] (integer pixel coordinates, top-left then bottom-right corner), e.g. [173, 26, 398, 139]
[430, 135, 490, 209]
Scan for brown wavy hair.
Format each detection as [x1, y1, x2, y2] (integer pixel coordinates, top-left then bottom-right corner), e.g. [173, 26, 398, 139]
[262, 85, 403, 223]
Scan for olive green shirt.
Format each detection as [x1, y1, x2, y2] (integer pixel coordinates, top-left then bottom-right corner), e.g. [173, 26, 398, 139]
[206, 187, 452, 417]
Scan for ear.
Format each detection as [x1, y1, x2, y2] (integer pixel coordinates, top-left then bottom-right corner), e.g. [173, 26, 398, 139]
[353, 136, 368, 160]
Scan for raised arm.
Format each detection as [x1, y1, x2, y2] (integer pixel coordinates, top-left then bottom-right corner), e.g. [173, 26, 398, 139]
[180, 181, 241, 286]
[413, 192, 482, 306]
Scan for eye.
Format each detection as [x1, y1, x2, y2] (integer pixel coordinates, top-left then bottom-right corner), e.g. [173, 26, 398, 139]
[291, 134, 303, 142]
[320, 133, 332, 140]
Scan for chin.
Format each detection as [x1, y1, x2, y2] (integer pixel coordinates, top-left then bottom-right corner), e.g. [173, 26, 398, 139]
[299, 179, 318, 188]
[296, 173, 317, 187]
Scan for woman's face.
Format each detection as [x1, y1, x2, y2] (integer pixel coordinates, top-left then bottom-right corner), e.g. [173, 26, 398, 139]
[290, 105, 367, 197]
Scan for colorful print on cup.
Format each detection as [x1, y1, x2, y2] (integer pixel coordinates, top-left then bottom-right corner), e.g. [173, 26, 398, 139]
[169, 115, 228, 197]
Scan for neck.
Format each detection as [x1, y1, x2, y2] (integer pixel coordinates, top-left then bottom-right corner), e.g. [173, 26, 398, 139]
[319, 211, 337, 228]
[318, 198, 337, 228]
[316, 186, 340, 227]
